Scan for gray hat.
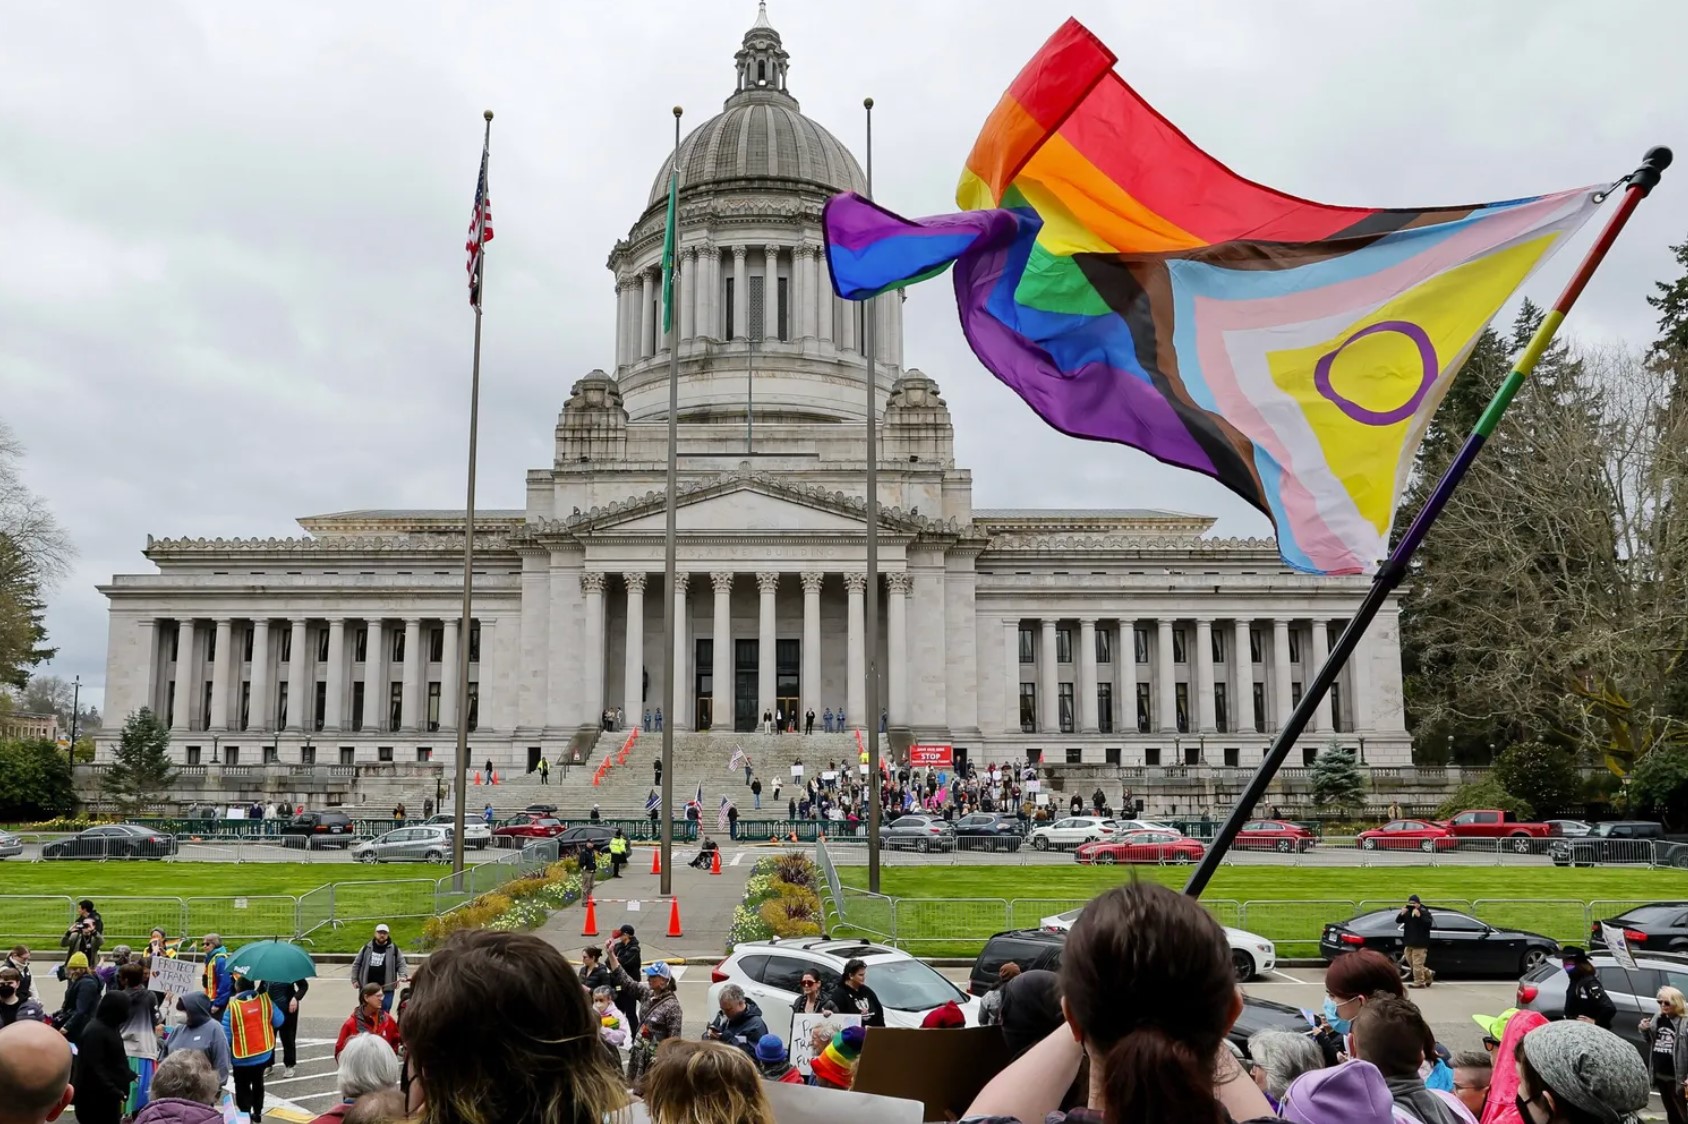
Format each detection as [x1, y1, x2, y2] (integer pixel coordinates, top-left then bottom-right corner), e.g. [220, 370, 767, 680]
[1521, 1020, 1649, 1124]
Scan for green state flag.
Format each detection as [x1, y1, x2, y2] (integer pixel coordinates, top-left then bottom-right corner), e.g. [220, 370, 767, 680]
[661, 170, 678, 332]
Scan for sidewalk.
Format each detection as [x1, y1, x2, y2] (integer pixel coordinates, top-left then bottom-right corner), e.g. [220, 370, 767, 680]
[535, 844, 758, 961]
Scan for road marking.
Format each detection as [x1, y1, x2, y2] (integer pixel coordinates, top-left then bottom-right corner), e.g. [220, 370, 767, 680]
[732, 851, 746, 866]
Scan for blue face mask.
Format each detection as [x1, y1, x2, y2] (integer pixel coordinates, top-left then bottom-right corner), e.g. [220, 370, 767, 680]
[1323, 997, 1353, 1035]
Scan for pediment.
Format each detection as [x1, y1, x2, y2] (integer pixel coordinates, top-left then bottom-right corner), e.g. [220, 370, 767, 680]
[614, 487, 866, 533]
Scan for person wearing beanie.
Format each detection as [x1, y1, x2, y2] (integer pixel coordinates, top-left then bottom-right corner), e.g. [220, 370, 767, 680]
[809, 1025, 865, 1090]
[54, 951, 102, 1043]
[753, 1034, 804, 1085]
[1515, 1020, 1649, 1124]
[1279, 1059, 1398, 1124]
[920, 1000, 966, 1029]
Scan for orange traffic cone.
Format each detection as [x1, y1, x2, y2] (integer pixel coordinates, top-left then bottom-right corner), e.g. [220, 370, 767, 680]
[710, 848, 722, 875]
[474, 771, 482, 785]
[581, 895, 599, 937]
[666, 897, 684, 938]
[491, 771, 499, 784]
[650, 848, 662, 875]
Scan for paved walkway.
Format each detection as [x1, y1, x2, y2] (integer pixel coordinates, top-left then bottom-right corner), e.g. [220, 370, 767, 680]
[536, 843, 759, 961]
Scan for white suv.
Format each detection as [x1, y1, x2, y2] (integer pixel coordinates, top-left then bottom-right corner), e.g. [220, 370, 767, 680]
[1028, 816, 1117, 851]
[1038, 907, 1277, 981]
[707, 938, 980, 1041]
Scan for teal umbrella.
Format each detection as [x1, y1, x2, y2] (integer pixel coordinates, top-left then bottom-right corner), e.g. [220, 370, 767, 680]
[227, 940, 316, 984]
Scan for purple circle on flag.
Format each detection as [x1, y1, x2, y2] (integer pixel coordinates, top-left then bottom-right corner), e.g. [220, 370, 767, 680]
[1313, 320, 1438, 426]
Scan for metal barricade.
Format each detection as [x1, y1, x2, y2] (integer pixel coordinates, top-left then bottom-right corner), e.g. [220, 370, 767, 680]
[0, 896, 75, 945]
[326, 879, 438, 925]
[890, 898, 1009, 953]
[96, 897, 189, 944]
[296, 884, 336, 940]
[185, 895, 299, 943]
[1239, 899, 1358, 957]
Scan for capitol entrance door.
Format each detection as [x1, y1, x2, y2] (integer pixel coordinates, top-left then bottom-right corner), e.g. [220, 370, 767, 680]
[734, 639, 758, 732]
[775, 639, 800, 731]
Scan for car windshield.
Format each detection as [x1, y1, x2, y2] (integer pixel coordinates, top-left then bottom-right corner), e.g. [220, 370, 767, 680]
[1620, 904, 1686, 925]
[865, 959, 965, 1011]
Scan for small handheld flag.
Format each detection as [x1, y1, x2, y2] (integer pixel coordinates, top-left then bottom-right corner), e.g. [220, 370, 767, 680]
[717, 795, 732, 831]
[644, 790, 661, 813]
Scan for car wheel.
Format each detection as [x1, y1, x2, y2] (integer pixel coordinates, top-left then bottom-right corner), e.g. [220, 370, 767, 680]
[1510, 834, 1533, 854]
[1420, 839, 1435, 853]
[1361, 838, 1377, 850]
[1520, 948, 1547, 974]
[1673, 852, 1688, 870]
[424, 850, 445, 862]
[1276, 839, 1293, 853]
[918, 839, 931, 853]
[357, 851, 378, 864]
[1032, 836, 1048, 851]
[1175, 852, 1194, 864]
[1396, 954, 1413, 980]
[1098, 853, 1117, 865]
[1231, 950, 1256, 982]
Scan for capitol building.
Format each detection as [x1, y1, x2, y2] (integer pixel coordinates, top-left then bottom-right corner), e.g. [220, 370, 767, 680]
[95, 8, 1412, 781]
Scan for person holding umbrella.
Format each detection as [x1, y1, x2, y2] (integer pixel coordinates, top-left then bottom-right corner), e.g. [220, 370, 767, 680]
[222, 972, 285, 1122]
[225, 939, 316, 1079]
[266, 974, 308, 1077]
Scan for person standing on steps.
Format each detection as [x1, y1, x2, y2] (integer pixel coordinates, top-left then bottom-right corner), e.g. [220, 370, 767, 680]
[805, 708, 815, 735]
[1397, 894, 1434, 989]
[537, 755, 550, 785]
[644, 710, 652, 732]
[743, 756, 754, 787]
[727, 803, 740, 841]
[654, 707, 663, 731]
[823, 707, 833, 733]
[750, 776, 762, 810]
[880, 709, 887, 734]
[653, 755, 662, 786]
[484, 757, 494, 782]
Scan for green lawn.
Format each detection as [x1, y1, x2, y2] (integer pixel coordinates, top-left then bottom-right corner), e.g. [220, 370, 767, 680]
[1, 861, 473, 954]
[834, 865, 1687, 957]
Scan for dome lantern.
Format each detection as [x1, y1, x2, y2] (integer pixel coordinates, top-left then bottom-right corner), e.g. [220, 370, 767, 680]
[734, 2, 790, 98]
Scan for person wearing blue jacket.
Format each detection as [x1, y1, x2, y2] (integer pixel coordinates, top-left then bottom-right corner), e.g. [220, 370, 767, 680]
[222, 977, 286, 1121]
[199, 933, 233, 1019]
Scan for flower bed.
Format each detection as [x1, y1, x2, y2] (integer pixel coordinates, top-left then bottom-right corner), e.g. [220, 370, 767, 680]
[727, 853, 824, 948]
[419, 853, 607, 947]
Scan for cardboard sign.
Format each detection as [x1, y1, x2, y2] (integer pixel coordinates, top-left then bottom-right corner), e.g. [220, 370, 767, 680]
[1035, 793, 1050, 806]
[858, 763, 869, 776]
[791, 1013, 862, 1075]
[149, 956, 199, 995]
[909, 744, 953, 768]
[1602, 922, 1640, 972]
[1025, 779, 1040, 793]
[822, 771, 837, 783]
[852, 1025, 1012, 1123]
[790, 765, 804, 778]
[762, 1077, 923, 1124]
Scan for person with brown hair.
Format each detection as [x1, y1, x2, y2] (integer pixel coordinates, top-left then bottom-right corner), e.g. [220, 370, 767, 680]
[643, 1040, 775, 1124]
[963, 882, 1275, 1124]
[399, 930, 626, 1124]
[1349, 996, 1461, 1124]
[334, 984, 401, 1061]
[979, 962, 1021, 1027]
[1323, 948, 1406, 1057]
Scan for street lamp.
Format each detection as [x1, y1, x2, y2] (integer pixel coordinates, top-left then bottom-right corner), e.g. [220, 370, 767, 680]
[211, 735, 220, 765]
[67, 676, 81, 772]
[1358, 735, 1367, 764]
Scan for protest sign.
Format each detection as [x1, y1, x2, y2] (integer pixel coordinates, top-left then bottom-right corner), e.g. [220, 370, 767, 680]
[791, 1013, 862, 1076]
[762, 1078, 922, 1124]
[909, 744, 953, 768]
[149, 956, 198, 996]
[1602, 922, 1639, 972]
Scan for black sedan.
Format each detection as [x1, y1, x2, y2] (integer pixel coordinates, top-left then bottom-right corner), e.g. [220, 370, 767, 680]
[879, 814, 956, 852]
[42, 824, 178, 860]
[552, 825, 614, 858]
[1319, 907, 1558, 978]
[952, 812, 1024, 852]
[1589, 902, 1688, 954]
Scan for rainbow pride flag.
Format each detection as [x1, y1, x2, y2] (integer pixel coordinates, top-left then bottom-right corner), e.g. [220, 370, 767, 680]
[824, 19, 1603, 575]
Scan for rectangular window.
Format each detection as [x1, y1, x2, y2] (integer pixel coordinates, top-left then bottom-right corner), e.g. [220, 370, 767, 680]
[279, 628, 291, 662]
[1252, 683, 1267, 732]
[724, 277, 735, 339]
[276, 682, 289, 729]
[201, 682, 213, 730]
[389, 683, 403, 732]
[392, 630, 406, 663]
[1145, 745, 1161, 766]
[1214, 682, 1229, 733]
[775, 638, 800, 700]
[469, 622, 481, 663]
[263, 745, 278, 764]
[224, 746, 239, 766]
[1058, 683, 1075, 733]
[427, 682, 441, 731]
[239, 683, 251, 731]
[1018, 624, 1034, 664]
[186, 745, 201, 766]
[1175, 682, 1190, 733]
[1056, 627, 1073, 665]
[1019, 683, 1036, 733]
[1291, 681, 1304, 707]
[1302, 745, 1317, 766]
[1096, 627, 1112, 664]
[429, 628, 444, 662]
[1173, 627, 1188, 664]
[467, 682, 479, 732]
[1097, 683, 1113, 734]
[379, 745, 395, 763]
[1289, 629, 1302, 664]
[316, 627, 330, 661]
[313, 682, 326, 731]
[354, 627, 368, 663]
[351, 682, 365, 731]
[1104, 746, 1121, 765]
[1185, 741, 1199, 766]
[171, 627, 181, 662]
[206, 627, 216, 663]
[1134, 627, 1149, 664]
[416, 747, 431, 763]
[305, 743, 322, 766]
[748, 274, 766, 340]
[1331, 682, 1345, 733]
[243, 626, 254, 661]
[776, 276, 789, 341]
[1135, 682, 1151, 732]
[1224, 746, 1240, 767]
[1249, 626, 1263, 664]
[1065, 747, 1081, 764]
[1211, 627, 1226, 664]
[337, 745, 352, 765]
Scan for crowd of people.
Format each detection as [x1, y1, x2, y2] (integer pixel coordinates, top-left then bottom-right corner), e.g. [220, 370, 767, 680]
[774, 756, 1133, 827]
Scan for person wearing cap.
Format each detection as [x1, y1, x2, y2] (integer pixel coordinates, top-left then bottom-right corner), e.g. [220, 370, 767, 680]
[350, 925, 406, 1015]
[52, 951, 101, 1044]
[1558, 946, 1616, 1029]
[1514, 1019, 1648, 1124]
[1472, 1008, 1519, 1055]
[609, 924, 643, 1030]
[920, 1000, 966, 1029]
[754, 1034, 804, 1084]
[810, 1025, 865, 1091]
[604, 941, 681, 1085]
[1396, 895, 1435, 989]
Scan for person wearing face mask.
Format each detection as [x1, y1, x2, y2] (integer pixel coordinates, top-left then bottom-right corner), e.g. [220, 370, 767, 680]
[161, 993, 232, 1089]
[5, 945, 34, 1004]
[1513, 1019, 1647, 1124]
[1557, 947, 1616, 1029]
[0, 966, 46, 1027]
[1323, 949, 1405, 1052]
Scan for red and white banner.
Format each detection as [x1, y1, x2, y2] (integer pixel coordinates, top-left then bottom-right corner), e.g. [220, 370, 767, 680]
[909, 743, 954, 768]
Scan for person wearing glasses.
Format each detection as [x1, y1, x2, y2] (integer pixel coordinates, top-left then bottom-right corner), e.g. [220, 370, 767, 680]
[790, 970, 836, 1018]
[1641, 985, 1688, 1124]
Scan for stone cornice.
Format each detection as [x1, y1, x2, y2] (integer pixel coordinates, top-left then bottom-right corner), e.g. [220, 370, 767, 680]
[979, 531, 1282, 556]
[145, 533, 516, 558]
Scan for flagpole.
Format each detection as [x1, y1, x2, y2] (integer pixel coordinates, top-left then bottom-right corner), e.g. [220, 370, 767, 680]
[862, 96, 882, 894]
[659, 105, 683, 898]
[451, 108, 494, 886]
[1183, 146, 1671, 900]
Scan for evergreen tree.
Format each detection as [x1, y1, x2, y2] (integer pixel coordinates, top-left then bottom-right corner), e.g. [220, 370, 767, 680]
[0, 535, 53, 689]
[1309, 743, 1365, 811]
[1647, 235, 1688, 357]
[1492, 741, 1582, 819]
[102, 708, 175, 816]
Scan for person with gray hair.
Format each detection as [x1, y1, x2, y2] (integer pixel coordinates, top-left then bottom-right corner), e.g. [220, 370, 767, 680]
[1246, 1030, 1326, 1110]
[135, 1051, 221, 1124]
[1515, 1019, 1649, 1124]
[704, 983, 769, 1059]
[308, 1034, 400, 1124]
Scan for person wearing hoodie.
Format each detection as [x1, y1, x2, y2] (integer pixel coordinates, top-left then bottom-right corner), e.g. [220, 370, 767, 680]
[828, 959, 885, 1028]
[704, 985, 769, 1058]
[222, 974, 287, 1121]
[135, 1050, 223, 1124]
[117, 962, 164, 1115]
[1479, 1008, 1549, 1124]
[1279, 1059, 1400, 1124]
[1351, 995, 1470, 1124]
[753, 1034, 804, 1085]
[1641, 985, 1688, 1124]
[0, 966, 45, 1028]
[162, 993, 232, 1090]
[1513, 1019, 1650, 1124]
[72, 991, 135, 1124]
[53, 951, 102, 1044]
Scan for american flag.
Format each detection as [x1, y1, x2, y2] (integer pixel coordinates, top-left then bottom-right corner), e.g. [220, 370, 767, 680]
[685, 782, 703, 814]
[465, 136, 494, 307]
[717, 795, 732, 831]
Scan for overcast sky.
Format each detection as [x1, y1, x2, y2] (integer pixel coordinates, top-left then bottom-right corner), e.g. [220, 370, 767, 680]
[3, 0, 1684, 710]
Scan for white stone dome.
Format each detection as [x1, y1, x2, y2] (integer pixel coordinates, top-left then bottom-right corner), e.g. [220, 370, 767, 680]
[646, 93, 867, 208]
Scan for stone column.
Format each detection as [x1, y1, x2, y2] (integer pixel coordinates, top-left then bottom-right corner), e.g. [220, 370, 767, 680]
[1233, 618, 1256, 734]
[1272, 618, 1293, 730]
[1194, 617, 1215, 732]
[248, 619, 271, 732]
[325, 617, 347, 731]
[208, 618, 233, 730]
[801, 572, 823, 724]
[286, 619, 308, 731]
[792, 245, 810, 338]
[1156, 618, 1176, 732]
[700, 244, 718, 339]
[731, 246, 748, 338]
[840, 294, 857, 352]
[170, 619, 194, 732]
[757, 572, 778, 719]
[400, 618, 422, 731]
[1309, 619, 1332, 732]
[885, 573, 909, 726]
[581, 573, 606, 725]
[672, 573, 691, 729]
[845, 573, 866, 729]
[1039, 618, 1058, 733]
[438, 619, 459, 732]
[613, 279, 627, 367]
[678, 247, 695, 343]
[1078, 618, 1099, 733]
[363, 620, 386, 733]
[711, 572, 733, 732]
[624, 573, 647, 731]
[1004, 618, 1021, 732]
[816, 255, 833, 343]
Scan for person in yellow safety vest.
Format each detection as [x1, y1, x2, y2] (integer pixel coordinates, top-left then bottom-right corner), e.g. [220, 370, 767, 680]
[222, 976, 285, 1120]
[608, 829, 629, 879]
[199, 933, 232, 1019]
[859, 748, 868, 766]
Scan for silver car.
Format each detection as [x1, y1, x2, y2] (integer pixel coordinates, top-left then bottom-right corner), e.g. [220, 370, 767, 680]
[0, 831, 20, 859]
[351, 824, 454, 864]
[1515, 950, 1688, 1055]
[424, 814, 491, 849]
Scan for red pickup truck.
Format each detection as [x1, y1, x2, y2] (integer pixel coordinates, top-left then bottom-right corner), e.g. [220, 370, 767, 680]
[1442, 809, 1551, 852]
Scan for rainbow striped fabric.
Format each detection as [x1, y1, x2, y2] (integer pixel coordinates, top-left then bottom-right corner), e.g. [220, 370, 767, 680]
[824, 19, 1603, 575]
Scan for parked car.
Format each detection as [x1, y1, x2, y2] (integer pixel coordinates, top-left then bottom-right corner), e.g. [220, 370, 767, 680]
[1588, 902, 1688, 954]
[708, 938, 979, 1042]
[280, 810, 357, 850]
[1235, 819, 1318, 853]
[552, 824, 615, 858]
[1319, 907, 1558, 977]
[1517, 950, 1688, 1055]
[1442, 809, 1551, 852]
[41, 824, 178, 860]
[523, 804, 560, 816]
[951, 812, 1024, 851]
[1545, 819, 1593, 837]
[1549, 821, 1688, 867]
[1106, 819, 1181, 835]
[1075, 830, 1204, 865]
[1029, 910, 1278, 982]
[423, 813, 491, 850]
[970, 926, 1282, 1010]
[1355, 819, 1458, 852]
[879, 815, 956, 852]
[1027, 816, 1117, 851]
[492, 813, 567, 846]
[351, 824, 454, 864]
[0, 830, 21, 859]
